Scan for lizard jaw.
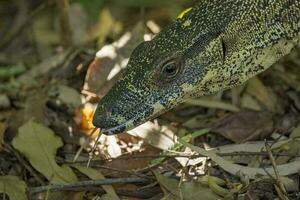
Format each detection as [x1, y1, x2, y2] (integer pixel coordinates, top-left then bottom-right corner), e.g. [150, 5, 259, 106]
[100, 123, 128, 135]
[93, 100, 171, 135]
[96, 114, 145, 135]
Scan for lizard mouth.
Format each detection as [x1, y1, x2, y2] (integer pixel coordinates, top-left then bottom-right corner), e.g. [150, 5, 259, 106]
[100, 118, 135, 135]
[93, 100, 169, 135]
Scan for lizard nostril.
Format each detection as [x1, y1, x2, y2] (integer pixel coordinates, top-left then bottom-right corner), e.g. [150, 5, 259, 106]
[110, 107, 118, 114]
[93, 105, 122, 129]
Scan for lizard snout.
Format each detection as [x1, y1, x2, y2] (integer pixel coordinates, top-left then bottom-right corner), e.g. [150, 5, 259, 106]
[93, 106, 121, 131]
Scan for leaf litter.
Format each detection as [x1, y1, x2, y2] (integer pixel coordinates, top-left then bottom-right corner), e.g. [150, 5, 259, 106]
[0, 1, 299, 199]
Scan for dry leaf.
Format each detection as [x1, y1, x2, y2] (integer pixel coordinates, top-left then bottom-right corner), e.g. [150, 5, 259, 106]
[106, 136, 122, 158]
[24, 91, 48, 124]
[85, 22, 145, 95]
[210, 109, 273, 142]
[246, 178, 275, 200]
[128, 121, 177, 150]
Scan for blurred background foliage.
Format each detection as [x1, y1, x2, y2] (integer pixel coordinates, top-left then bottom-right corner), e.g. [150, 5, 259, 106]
[0, 0, 197, 70]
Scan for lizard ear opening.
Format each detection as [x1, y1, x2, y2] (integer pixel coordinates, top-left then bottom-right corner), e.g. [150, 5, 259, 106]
[220, 37, 227, 61]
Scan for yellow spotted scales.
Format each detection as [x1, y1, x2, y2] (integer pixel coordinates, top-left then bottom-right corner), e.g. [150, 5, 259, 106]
[93, 0, 300, 135]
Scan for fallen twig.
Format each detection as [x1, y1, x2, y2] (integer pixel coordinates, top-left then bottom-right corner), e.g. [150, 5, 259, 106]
[56, 0, 73, 47]
[265, 140, 289, 200]
[29, 177, 150, 194]
[73, 127, 98, 162]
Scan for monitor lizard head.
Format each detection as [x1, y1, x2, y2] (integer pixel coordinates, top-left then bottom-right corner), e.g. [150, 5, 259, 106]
[93, 9, 211, 135]
[93, 1, 300, 135]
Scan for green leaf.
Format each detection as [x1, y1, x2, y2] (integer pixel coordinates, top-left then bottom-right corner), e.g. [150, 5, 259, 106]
[12, 121, 77, 184]
[0, 175, 27, 200]
[72, 0, 105, 18]
[154, 171, 219, 200]
[290, 124, 300, 138]
[0, 64, 26, 78]
[57, 85, 82, 109]
[73, 165, 120, 200]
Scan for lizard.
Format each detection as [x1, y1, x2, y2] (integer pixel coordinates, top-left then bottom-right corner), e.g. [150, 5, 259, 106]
[92, 0, 300, 135]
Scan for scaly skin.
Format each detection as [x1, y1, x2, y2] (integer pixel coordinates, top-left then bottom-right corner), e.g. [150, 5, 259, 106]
[93, 0, 300, 135]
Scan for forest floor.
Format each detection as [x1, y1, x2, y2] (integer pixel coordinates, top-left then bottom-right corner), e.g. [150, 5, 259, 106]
[0, 0, 300, 199]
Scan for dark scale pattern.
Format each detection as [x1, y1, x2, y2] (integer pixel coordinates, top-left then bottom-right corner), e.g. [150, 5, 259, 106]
[93, 0, 300, 135]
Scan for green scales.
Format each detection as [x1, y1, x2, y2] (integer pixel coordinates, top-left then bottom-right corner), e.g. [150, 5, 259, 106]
[93, 0, 300, 135]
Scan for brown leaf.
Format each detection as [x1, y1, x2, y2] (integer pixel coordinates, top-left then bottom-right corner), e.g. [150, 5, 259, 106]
[210, 109, 273, 143]
[103, 144, 160, 172]
[245, 178, 275, 200]
[24, 91, 48, 124]
[85, 22, 145, 96]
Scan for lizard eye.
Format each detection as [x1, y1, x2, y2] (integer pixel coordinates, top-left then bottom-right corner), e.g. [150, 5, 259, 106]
[161, 60, 180, 78]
